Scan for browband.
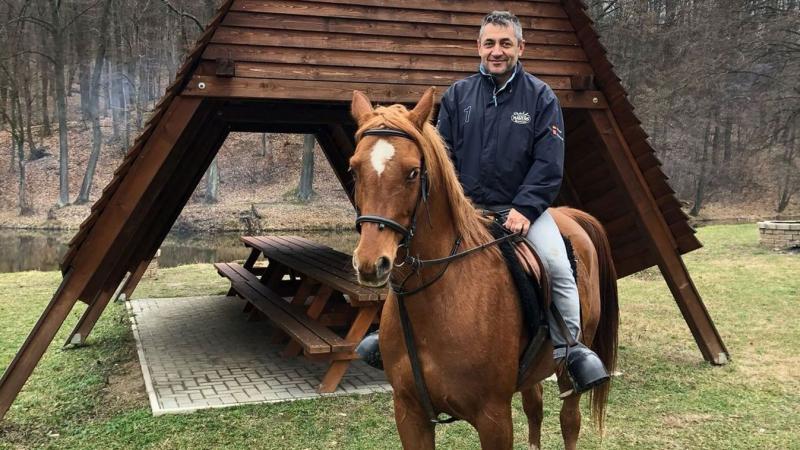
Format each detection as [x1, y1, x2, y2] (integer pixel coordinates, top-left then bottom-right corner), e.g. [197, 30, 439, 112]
[362, 128, 415, 140]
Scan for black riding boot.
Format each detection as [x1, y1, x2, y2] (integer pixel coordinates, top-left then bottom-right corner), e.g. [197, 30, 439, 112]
[355, 330, 383, 370]
[563, 343, 610, 394]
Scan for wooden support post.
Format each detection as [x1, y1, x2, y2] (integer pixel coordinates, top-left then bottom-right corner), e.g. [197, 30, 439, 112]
[318, 305, 378, 393]
[0, 97, 206, 421]
[587, 109, 729, 364]
[64, 253, 153, 347]
[0, 275, 80, 419]
[283, 284, 334, 358]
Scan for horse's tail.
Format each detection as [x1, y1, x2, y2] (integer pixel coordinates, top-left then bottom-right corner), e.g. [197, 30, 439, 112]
[562, 207, 619, 434]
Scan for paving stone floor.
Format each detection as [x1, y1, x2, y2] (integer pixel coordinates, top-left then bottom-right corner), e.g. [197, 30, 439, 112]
[129, 295, 390, 415]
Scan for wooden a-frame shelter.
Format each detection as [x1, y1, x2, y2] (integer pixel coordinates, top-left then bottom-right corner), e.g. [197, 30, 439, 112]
[0, 0, 729, 420]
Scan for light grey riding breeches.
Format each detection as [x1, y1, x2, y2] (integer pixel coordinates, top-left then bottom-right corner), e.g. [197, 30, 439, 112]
[525, 210, 581, 359]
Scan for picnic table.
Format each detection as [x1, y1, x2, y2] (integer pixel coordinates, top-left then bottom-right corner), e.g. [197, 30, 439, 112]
[214, 235, 388, 393]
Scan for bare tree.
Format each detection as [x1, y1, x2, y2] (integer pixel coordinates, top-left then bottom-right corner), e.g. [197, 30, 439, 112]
[297, 134, 316, 202]
[76, 0, 114, 204]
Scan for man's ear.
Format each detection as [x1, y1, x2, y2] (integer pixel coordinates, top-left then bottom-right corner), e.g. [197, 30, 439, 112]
[351, 90, 374, 124]
[409, 87, 436, 129]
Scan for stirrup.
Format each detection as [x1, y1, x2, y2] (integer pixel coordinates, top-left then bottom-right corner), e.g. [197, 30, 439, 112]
[564, 343, 610, 394]
[355, 331, 383, 370]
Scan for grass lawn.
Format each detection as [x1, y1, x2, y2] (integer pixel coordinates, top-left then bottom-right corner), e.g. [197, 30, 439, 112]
[1, 224, 798, 449]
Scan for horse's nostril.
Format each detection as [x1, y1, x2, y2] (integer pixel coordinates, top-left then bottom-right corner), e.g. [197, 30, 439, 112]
[376, 256, 392, 277]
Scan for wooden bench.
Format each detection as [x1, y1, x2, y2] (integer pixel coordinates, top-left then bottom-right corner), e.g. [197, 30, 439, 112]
[215, 235, 388, 393]
[214, 262, 352, 355]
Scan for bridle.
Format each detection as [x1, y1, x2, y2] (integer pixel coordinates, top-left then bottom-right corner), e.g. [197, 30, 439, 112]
[354, 128, 429, 250]
[353, 127, 519, 273]
[352, 126, 521, 425]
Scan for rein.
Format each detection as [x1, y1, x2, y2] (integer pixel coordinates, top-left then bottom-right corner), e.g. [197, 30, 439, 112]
[354, 126, 521, 425]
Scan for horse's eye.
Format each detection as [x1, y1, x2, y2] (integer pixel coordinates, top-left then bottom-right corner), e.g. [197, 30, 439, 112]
[407, 169, 419, 180]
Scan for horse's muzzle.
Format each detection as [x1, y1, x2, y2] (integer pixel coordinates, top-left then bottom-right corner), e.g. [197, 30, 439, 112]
[353, 254, 392, 287]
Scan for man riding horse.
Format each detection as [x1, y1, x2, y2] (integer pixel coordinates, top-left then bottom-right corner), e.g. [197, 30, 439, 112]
[357, 11, 610, 397]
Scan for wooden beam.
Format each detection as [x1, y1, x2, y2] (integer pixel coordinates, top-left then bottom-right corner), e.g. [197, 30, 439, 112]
[184, 75, 609, 109]
[587, 109, 729, 364]
[210, 27, 588, 62]
[0, 97, 206, 421]
[202, 45, 595, 77]
[232, 1, 569, 26]
[220, 11, 578, 43]
[315, 125, 357, 206]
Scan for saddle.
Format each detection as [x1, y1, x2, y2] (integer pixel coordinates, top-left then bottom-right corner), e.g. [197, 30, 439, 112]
[482, 211, 578, 385]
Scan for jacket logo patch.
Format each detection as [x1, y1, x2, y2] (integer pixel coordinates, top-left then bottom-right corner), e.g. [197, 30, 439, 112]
[511, 112, 530, 124]
[464, 106, 472, 124]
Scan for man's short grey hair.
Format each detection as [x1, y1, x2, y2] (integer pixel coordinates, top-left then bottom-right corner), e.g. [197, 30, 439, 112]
[479, 11, 524, 42]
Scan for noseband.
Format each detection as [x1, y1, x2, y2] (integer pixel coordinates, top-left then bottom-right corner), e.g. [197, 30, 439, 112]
[354, 128, 429, 248]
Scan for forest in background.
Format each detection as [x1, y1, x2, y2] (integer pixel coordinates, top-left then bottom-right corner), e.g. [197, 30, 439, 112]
[0, 0, 798, 227]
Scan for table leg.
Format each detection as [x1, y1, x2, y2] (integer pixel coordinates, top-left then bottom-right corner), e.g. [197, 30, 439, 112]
[318, 305, 379, 393]
[229, 248, 262, 296]
[282, 285, 334, 358]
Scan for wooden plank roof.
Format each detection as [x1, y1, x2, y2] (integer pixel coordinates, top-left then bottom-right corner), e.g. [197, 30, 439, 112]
[61, 0, 700, 277]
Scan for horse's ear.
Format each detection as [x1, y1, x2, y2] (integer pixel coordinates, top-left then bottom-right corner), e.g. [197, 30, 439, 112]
[351, 90, 374, 124]
[409, 87, 436, 130]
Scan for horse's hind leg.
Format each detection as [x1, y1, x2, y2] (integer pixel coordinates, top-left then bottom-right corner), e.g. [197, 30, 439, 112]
[558, 374, 582, 450]
[472, 399, 514, 450]
[394, 396, 435, 450]
[521, 383, 544, 449]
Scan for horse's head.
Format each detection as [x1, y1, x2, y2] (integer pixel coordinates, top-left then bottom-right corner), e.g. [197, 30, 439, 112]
[349, 88, 436, 287]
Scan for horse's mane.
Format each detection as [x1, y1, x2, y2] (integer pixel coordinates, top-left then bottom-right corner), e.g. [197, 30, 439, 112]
[355, 104, 494, 247]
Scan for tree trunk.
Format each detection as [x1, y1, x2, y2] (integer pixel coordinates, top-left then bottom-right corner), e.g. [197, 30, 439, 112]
[776, 126, 796, 213]
[205, 158, 219, 203]
[39, 59, 52, 137]
[297, 134, 316, 202]
[111, 5, 123, 142]
[51, 0, 71, 206]
[11, 78, 32, 215]
[261, 133, 270, 158]
[722, 116, 732, 163]
[17, 142, 32, 216]
[0, 78, 6, 130]
[7, 85, 20, 174]
[690, 119, 712, 216]
[73, 3, 91, 122]
[77, 0, 114, 205]
[21, 59, 37, 157]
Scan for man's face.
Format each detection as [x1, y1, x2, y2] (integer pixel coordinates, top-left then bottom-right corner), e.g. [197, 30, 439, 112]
[477, 23, 524, 79]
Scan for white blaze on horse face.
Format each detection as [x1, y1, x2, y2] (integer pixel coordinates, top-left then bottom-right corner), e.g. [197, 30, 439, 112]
[369, 139, 395, 176]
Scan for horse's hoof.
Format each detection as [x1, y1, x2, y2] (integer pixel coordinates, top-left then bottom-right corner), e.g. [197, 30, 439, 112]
[356, 330, 384, 370]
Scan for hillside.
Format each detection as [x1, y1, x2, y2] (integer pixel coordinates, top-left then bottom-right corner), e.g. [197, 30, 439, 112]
[0, 123, 355, 232]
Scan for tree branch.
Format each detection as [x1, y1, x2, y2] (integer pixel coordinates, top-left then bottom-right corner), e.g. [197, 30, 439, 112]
[158, 0, 203, 32]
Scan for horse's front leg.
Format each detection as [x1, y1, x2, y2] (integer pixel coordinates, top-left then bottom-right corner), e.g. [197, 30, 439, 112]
[471, 398, 514, 450]
[393, 393, 435, 450]
[522, 383, 544, 449]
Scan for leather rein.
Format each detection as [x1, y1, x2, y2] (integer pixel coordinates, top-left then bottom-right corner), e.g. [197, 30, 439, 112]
[353, 127, 520, 424]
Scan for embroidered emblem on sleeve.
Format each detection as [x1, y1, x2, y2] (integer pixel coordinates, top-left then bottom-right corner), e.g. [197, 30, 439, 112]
[551, 124, 564, 141]
[511, 111, 531, 124]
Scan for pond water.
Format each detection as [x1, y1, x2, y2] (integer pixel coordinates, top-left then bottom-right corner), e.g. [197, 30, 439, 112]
[0, 229, 360, 274]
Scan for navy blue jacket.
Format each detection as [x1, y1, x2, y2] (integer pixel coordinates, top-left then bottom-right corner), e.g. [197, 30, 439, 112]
[437, 63, 565, 222]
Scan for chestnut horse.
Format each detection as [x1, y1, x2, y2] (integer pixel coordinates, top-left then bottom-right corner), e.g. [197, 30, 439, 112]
[349, 87, 618, 450]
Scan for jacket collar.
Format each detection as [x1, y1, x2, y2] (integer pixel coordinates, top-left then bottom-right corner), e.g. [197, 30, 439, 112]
[479, 62, 522, 106]
[479, 62, 521, 90]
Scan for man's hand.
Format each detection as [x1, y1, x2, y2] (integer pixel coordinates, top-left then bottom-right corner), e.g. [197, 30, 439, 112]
[503, 208, 530, 235]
